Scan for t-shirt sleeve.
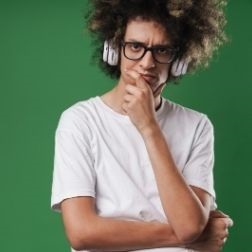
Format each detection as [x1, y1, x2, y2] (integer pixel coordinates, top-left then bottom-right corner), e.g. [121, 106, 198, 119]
[51, 109, 96, 212]
[183, 115, 216, 207]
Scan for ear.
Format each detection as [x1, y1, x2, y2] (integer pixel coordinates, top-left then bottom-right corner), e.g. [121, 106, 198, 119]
[171, 58, 189, 77]
[103, 40, 119, 66]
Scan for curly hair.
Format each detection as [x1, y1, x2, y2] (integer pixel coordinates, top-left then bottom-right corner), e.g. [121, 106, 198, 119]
[85, 0, 227, 82]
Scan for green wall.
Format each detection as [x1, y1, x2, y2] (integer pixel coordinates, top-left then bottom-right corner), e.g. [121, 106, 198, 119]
[0, 1, 251, 251]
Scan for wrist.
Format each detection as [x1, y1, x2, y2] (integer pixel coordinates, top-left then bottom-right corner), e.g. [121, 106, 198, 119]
[140, 121, 161, 140]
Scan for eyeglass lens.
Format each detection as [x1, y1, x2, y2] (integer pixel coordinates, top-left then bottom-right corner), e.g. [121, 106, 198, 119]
[123, 42, 177, 64]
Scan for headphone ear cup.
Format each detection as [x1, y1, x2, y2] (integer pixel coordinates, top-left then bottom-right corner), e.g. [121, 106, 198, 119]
[103, 40, 109, 63]
[181, 60, 188, 75]
[107, 46, 119, 66]
[171, 58, 189, 77]
[103, 40, 119, 66]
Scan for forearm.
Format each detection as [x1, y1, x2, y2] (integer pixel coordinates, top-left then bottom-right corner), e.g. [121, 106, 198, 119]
[141, 124, 208, 242]
[70, 216, 182, 251]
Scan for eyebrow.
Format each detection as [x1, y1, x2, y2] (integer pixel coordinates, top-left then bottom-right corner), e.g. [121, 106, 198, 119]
[126, 39, 173, 47]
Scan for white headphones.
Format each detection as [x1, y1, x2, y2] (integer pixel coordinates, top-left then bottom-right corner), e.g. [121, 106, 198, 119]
[103, 40, 189, 76]
[171, 58, 189, 77]
[103, 40, 119, 66]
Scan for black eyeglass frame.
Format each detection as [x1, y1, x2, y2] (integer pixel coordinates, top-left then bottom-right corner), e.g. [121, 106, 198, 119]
[121, 41, 179, 64]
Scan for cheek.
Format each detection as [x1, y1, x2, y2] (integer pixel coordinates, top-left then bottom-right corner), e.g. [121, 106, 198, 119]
[120, 55, 138, 84]
[120, 58, 134, 85]
[159, 66, 170, 83]
[120, 52, 135, 71]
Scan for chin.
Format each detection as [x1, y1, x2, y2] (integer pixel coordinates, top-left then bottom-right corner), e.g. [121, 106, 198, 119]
[153, 83, 166, 97]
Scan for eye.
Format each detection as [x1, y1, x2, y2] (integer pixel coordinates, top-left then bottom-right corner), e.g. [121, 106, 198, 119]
[128, 42, 143, 52]
[156, 47, 170, 55]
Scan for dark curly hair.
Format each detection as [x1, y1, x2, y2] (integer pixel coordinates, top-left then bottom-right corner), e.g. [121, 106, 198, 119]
[85, 0, 227, 82]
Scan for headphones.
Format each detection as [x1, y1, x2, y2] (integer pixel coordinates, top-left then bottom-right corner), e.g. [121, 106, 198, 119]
[103, 40, 189, 76]
[171, 58, 189, 77]
[103, 40, 119, 66]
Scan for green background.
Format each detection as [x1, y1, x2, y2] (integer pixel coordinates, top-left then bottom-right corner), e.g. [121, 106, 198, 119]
[0, 0, 251, 251]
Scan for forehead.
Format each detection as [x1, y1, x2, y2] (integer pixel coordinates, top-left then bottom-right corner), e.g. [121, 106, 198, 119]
[124, 18, 171, 45]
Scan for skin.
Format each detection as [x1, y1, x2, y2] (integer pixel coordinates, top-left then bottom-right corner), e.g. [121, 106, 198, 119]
[61, 18, 233, 251]
[62, 198, 232, 251]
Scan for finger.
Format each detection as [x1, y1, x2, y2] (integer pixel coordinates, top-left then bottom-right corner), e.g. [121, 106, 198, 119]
[219, 228, 229, 240]
[121, 102, 128, 113]
[227, 218, 234, 227]
[123, 94, 133, 103]
[124, 68, 140, 81]
[124, 69, 147, 89]
[223, 217, 234, 228]
[125, 84, 142, 96]
[138, 75, 152, 89]
[219, 236, 228, 248]
[210, 209, 230, 218]
[216, 210, 230, 218]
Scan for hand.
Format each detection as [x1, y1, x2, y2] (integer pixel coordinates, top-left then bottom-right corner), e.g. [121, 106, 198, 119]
[186, 210, 234, 252]
[121, 69, 158, 134]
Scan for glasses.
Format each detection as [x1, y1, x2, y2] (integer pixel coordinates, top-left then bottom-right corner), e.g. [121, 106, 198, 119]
[122, 41, 178, 64]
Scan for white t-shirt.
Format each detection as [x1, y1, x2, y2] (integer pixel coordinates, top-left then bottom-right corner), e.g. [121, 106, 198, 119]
[51, 96, 216, 252]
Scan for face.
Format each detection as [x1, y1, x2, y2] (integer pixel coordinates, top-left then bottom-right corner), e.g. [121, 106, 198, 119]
[119, 18, 173, 95]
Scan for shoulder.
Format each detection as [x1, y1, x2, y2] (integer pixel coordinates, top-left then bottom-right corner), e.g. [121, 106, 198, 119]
[162, 97, 212, 126]
[160, 97, 214, 138]
[56, 97, 99, 132]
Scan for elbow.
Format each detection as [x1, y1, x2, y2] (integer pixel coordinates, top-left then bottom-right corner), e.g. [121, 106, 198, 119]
[67, 227, 96, 251]
[68, 234, 89, 251]
[70, 238, 87, 251]
[71, 242, 85, 251]
[175, 211, 209, 244]
[176, 223, 206, 244]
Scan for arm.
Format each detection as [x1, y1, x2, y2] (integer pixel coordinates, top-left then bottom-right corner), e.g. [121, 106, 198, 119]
[122, 69, 212, 242]
[61, 197, 232, 252]
[61, 196, 182, 251]
[142, 126, 212, 242]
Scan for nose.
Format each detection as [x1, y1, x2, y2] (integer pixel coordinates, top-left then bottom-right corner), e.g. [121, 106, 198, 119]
[139, 50, 155, 69]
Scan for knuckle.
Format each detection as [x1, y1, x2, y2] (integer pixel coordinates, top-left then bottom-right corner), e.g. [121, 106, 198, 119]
[218, 238, 224, 246]
[217, 240, 221, 246]
[136, 74, 141, 80]
[124, 95, 129, 101]
[137, 91, 145, 99]
[125, 84, 131, 89]
[220, 220, 227, 229]
[129, 98, 136, 105]
[122, 103, 127, 111]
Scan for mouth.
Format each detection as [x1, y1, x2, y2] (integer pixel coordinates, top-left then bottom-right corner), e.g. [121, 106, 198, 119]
[140, 74, 161, 93]
[141, 74, 157, 85]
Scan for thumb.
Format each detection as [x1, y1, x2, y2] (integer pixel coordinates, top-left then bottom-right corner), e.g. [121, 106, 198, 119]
[209, 210, 234, 227]
[210, 210, 230, 218]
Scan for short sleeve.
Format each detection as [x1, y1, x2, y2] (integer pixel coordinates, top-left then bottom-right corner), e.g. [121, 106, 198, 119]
[183, 115, 216, 204]
[51, 109, 96, 212]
